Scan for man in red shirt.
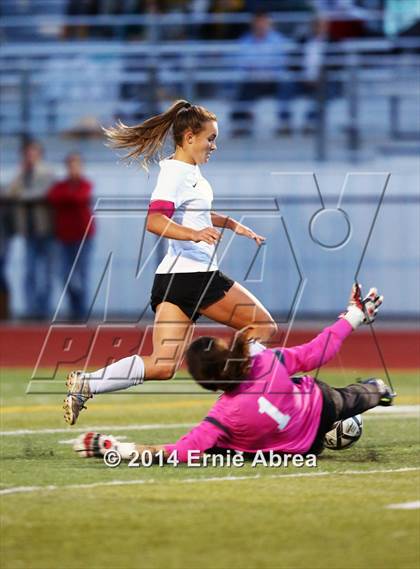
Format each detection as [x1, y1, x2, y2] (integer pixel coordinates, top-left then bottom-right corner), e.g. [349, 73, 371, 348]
[48, 153, 95, 320]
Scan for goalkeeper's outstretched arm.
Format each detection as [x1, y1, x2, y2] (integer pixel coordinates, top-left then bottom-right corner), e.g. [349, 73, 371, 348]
[276, 284, 384, 376]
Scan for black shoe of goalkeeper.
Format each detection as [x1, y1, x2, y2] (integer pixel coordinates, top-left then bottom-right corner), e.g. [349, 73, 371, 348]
[358, 378, 397, 407]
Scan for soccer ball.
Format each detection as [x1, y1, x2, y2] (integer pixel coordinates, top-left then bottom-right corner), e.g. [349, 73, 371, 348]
[73, 431, 117, 458]
[324, 415, 363, 450]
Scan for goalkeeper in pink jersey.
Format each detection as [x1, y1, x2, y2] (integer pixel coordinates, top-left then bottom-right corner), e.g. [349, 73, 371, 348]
[76, 285, 395, 462]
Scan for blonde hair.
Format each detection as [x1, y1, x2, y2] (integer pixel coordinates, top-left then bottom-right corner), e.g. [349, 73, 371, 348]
[104, 100, 217, 170]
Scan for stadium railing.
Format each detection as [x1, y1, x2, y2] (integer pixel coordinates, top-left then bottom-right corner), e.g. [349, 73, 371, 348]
[0, 9, 387, 37]
[1, 37, 419, 161]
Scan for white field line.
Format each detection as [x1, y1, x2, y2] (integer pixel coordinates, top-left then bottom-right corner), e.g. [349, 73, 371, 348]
[34, 408, 420, 445]
[386, 501, 420, 510]
[368, 405, 420, 416]
[0, 423, 195, 437]
[58, 436, 129, 445]
[1, 467, 419, 497]
[1, 404, 419, 437]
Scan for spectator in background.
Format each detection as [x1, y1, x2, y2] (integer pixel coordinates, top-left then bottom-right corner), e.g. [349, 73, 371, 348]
[64, 1, 101, 40]
[48, 153, 95, 321]
[313, 0, 368, 40]
[0, 185, 15, 320]
[300, 15, 331, 135]
[202, 1, 247, 41]
[8, 139, 55, 320]
[230, 11, 294, 136]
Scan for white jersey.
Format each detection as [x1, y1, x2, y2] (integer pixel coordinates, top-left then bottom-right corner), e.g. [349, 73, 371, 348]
[151, 158, 218, 273]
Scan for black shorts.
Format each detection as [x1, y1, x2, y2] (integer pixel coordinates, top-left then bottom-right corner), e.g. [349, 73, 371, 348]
[150, 270, 235, 322]
[308, 379, 382, 455]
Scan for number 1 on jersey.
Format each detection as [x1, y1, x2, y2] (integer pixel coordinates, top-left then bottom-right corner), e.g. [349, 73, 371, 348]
[258, 396, 291, 430]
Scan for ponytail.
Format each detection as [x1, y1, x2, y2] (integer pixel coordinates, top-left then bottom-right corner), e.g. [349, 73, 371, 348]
[104, 99, 216, 170]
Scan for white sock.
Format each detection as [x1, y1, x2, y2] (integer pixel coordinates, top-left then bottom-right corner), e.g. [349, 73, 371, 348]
[85, 355, 145, 394]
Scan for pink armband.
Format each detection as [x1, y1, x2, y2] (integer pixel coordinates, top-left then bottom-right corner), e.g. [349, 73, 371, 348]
[148, 200, 175, 218]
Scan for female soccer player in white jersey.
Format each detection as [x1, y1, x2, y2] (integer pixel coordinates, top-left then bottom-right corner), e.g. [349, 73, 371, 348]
[64, 100, 278, 425]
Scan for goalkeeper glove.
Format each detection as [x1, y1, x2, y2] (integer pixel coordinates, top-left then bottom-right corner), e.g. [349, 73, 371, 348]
[341, 283, 383, 329]
[73, 432, 136, 459]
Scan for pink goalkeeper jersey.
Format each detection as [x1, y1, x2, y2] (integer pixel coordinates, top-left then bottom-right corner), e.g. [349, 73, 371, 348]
[165, 319, 353, 461]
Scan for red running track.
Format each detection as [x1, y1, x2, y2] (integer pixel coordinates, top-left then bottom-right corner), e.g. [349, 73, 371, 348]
[0, 324, 418, 373]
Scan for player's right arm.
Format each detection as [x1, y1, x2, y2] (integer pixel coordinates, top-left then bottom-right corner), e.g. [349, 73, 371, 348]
[98, 419, 225, 463]
[158, 399, 231, 463]
[146, 165, 220, 244]
[162, 417, 227, 463]
[107, 413, 227, 463]
[146, 210, 220, 244]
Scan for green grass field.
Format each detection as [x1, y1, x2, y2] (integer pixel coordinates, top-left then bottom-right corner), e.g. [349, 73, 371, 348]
[1, 368, 419, 569]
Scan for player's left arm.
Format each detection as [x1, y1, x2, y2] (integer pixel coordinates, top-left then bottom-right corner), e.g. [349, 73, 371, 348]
[282, 284, 384, 375]
[211, 212, 266, 246]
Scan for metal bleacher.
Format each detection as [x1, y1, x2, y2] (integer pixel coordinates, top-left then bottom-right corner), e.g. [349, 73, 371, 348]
[1, 9, 419, 162]
[1, 7, 419, 320]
